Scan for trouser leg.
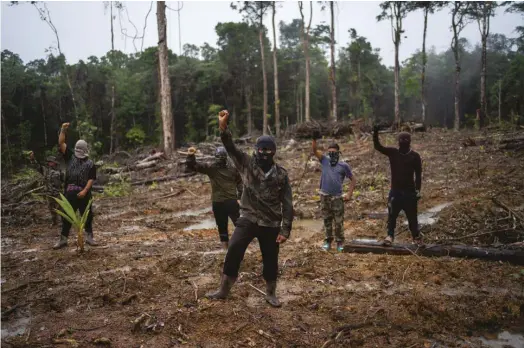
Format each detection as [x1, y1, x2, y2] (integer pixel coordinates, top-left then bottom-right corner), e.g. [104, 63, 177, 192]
[333, 197, 345, 243]
[387, 191, 403, 238]
[257, 227, 280, 282]
[403, 193, 420, 239]
[212, 201, 229, 242]
[222, 218, 256, 278]
[321, 195, 334, 243]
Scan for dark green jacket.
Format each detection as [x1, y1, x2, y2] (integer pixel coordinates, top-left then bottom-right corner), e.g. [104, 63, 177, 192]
[220, 129, 293, 238]
[186, 155, 243, 203]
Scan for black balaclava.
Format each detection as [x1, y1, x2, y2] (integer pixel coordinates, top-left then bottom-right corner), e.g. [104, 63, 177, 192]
[215, 146, 228, 168]
[255, 135, 276, 172]
[327, 143, 340, 166]
[398, 132, 412, 154]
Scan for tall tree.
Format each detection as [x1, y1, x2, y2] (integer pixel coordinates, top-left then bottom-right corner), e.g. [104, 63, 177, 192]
[329, 1, 337, 121]
[377, 2, 408, 126]
[156, 1, 174, 155]
[232, 1, 271, 135]
[272, 2, 281, 136]
[467, 2, 497, 127]
[406, 2, 447, 124]
[299, 1, 313, 122]
[450, 2, 470, 131]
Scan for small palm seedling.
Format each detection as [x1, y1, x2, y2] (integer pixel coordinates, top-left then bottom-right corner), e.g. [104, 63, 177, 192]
[52, 193, 93, 252]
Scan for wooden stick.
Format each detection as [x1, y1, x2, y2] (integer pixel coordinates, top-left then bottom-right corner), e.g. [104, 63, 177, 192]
[248, 283, 266, 296]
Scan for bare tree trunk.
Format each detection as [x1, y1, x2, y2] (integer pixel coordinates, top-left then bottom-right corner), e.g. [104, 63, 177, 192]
[421, 7, 429, 124]
[40, 88, 48, 146]
[272, 3, 281, 137]
[299, 87, 304, 124]
[109, 1, 116, 154]
[329, 1, 337, 122]
[454, 63, 461, 131]
[498, 79, 502, 125]
[391, 3, 402, 127]
[295, 85, 299, 125]
[246, 85, 253, 135]
[479, 15, 489, 128]
[157, 1, 174, 156]
[259, 25, 268, 136]
[1, 111, 13, 176]
[299, 1, 312, 122]
[394, 41, 400, 126]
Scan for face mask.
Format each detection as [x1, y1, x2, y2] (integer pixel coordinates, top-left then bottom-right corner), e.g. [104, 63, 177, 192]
[256, 148, 274, 171]
[216, 156, 227, 167]
[328, 151, 339, 166]
[398, 140, 411, 154]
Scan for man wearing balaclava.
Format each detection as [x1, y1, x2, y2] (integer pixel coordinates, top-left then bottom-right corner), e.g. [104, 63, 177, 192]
[186, 146, 243, 249]
[373, 125, 423, 246]
[206, 110, 293, 308]
[312, 132, 356, 252]
[54, 122, 97, 249]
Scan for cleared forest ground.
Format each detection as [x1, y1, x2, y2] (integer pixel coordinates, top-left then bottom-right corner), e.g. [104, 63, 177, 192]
[2, 129, 524, 347]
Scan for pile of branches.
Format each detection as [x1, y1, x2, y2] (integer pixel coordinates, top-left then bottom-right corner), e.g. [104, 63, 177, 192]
[286, 121, 353, 139]
[1, 176, 44, 226]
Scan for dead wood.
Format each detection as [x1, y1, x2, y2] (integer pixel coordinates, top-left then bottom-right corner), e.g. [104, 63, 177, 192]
[343, 240, 524, 265]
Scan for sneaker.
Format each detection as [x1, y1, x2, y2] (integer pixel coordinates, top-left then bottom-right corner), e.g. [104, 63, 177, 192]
[336, 242, 344, 252]
[383, 235, 394, 246]
[322, 242, 331, 251]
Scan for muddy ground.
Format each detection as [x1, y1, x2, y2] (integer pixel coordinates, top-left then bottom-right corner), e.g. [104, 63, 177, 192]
[2, 129, 524, 348]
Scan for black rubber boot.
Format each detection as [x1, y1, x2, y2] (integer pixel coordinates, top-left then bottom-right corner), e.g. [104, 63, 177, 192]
[205, 274, 236, 300]
[53, 235, 68, 249]
[264, 281, 281, 308]
[85, 232, 98, 246]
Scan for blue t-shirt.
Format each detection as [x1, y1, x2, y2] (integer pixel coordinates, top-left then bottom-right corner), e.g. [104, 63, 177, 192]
[319, 155, 353, 196]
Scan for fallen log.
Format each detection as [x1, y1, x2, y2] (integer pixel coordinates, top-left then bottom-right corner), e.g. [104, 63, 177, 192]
[343, 240, 524, 265]
[130, 172, 195, 186]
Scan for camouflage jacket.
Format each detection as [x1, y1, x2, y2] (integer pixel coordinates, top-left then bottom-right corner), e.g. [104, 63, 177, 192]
[186, 155, 243, 203]
[220, 129, 293, 238]
[31, 160, 63, 195]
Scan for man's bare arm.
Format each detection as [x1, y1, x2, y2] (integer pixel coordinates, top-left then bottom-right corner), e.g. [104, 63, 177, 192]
[311, 139, 323, 160]
[58, 123, 70, 154]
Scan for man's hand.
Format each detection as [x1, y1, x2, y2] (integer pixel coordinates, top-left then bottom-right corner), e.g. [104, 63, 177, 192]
[77, 190, 87, 199]
[276, 234, 287, 244]
[61, 122, 70, 131]
[415, 190, 421, 201]
[218, 110, 229, 131]
[187, 147, 196, 156]
[344, 192, 353, 202]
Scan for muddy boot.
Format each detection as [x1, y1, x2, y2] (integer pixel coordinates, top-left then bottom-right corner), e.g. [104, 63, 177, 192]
[85, 232, 98, 246]
[264, 281, 281, 308]
[206, 274, 236, 300]
[53, 235, 68, 249]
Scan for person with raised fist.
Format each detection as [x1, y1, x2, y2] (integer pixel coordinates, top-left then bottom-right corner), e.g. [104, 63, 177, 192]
[205, 110, 293, 308]
[373, 125, 423, 246]
[186, 145, 243, 249]
[54, 122, 97, 249]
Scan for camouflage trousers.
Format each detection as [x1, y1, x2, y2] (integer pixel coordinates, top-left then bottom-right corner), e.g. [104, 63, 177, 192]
[47, 192, 60, 225]
[320, 194, 345, 243]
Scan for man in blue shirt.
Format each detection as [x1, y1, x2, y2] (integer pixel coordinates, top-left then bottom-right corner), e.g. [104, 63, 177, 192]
[312, 134, 356, 252]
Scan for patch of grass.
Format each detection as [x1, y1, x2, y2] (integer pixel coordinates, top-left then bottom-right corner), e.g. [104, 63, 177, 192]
[103, 179, 132, 197]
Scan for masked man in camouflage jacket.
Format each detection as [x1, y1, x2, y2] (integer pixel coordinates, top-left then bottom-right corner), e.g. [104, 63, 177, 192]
[206, 110, 293, 308]
[29, 151, 64, 225]
[186, 146, 243, 249]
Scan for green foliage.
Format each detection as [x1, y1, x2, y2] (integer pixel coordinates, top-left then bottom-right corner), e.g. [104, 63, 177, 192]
[53, 193, 93, 252]
[103, 179, 132, 197]
[125, 125, 146, 146]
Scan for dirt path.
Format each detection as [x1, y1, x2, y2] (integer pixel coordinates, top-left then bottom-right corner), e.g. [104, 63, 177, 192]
[2, 130, 523, 347]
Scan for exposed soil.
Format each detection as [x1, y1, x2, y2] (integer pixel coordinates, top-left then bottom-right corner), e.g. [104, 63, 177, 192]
[2, 129, 524, 348]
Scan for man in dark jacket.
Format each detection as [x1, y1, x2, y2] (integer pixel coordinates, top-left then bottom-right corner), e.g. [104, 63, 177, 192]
[54, 122, 97, 249]
[186, 146, 243, 249]
[206, 110, 293, 308]
[373, 126, 423, 246]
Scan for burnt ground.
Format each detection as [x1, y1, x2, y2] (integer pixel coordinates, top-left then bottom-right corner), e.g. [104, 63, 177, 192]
[2, 129, 524, 348]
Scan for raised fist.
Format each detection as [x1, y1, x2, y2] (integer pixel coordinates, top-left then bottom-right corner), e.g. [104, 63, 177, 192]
[61, 122, 70, 131]
[218, 110, 229, 131]
[188, 147, 196, 155]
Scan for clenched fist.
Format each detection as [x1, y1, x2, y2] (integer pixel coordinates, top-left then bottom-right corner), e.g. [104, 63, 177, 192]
[218, 110, 229, 131]
[61, 122, 70, 131]
[188, 147, 196, 155]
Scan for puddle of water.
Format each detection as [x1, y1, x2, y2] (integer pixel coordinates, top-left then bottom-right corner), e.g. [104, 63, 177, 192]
[184, 218, 216, 231]
[478, 331, 524, 348]
[404, 202, 453, 226]
[1, 316, 30, 339]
